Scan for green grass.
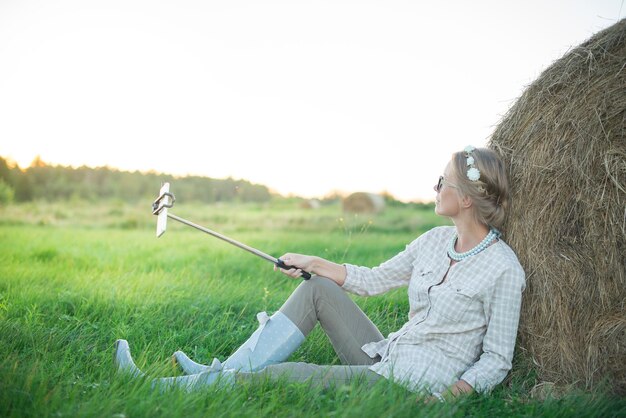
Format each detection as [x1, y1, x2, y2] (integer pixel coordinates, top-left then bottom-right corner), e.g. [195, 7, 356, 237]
[0, 201, 624, 417]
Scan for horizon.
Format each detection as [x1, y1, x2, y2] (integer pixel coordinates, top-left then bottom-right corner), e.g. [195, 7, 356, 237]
[2, 154, 436, 203]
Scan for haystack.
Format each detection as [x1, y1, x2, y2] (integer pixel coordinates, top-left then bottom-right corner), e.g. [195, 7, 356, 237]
[300, 199, 321, 209]
[342, 192, 385, 213]
[488, 19, 626, 394]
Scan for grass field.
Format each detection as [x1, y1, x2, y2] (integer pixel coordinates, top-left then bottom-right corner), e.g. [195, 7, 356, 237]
[1, 200, 624, 417]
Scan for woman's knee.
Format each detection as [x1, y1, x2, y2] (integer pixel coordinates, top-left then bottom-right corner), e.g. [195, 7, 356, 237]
[287, 275, 340, 301]
[304, 275, 344, 299]
[280, 275, 345, 326]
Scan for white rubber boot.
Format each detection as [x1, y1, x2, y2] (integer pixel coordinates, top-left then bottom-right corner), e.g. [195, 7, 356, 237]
[173, 311, 305, 375]
[172, 351, 217, 375]
[222, 311, 305, 371]
[114, 339, 145, 378]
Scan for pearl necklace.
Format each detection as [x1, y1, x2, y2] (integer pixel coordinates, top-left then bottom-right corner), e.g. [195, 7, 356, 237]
[447, 228, 500, 261]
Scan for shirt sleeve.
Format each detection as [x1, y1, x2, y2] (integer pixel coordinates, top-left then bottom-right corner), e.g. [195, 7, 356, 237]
[341, 237, 420, 296]
[460, 265, 526, 393]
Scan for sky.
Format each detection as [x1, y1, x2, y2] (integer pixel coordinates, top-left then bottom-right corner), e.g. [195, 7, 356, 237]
[0, 0, 623, 202]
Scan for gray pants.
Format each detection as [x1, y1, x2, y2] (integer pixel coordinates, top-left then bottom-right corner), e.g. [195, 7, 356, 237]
[237, 275, 385, 388]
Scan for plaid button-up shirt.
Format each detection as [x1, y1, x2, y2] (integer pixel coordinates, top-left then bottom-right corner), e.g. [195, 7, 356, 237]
[342, 226, 525, 393]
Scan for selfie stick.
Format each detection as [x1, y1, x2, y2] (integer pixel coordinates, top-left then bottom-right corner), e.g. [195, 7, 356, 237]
[152, 183, 311, 280]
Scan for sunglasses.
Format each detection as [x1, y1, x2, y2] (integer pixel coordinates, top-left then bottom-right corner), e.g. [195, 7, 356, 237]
[435, 176, 457, 193]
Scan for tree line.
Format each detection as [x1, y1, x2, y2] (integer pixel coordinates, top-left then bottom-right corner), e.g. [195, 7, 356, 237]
[0, 156, 272, 204]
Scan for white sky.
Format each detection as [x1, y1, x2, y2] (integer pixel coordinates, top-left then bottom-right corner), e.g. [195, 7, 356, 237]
[0, 0, 623, 201]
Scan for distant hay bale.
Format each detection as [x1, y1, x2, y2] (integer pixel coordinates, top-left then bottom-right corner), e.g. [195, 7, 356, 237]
[342, 192, 385, 213]
[300, 199, 321, 209]
[488, 19, 626, 394]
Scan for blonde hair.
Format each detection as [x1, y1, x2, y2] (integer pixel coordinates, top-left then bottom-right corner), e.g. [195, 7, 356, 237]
[451, 148, 510, 229]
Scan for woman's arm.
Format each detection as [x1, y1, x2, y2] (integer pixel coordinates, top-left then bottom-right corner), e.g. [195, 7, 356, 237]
[274, 227, 446, 294]
[274, 254, 347, 286]
[275, 240, 419, 296]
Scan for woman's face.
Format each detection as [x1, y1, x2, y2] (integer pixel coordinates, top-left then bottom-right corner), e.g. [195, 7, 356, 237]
[434, 160, 462, 217]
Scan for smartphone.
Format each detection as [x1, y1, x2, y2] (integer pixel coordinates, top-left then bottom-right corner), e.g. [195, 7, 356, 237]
[155, 182, 171, 237]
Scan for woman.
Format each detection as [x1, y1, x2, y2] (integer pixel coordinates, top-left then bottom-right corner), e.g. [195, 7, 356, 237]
[115, 146, 525, 401]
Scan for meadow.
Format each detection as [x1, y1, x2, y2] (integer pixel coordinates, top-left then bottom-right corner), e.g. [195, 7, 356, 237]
[0, 199, 624, 417]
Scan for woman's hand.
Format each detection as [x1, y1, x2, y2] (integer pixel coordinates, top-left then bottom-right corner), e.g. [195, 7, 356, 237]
[274, 253, 317, 279]
[447, 379, 474, 397]
[274, 253, 348, 286]
[420, 380, 474, 404]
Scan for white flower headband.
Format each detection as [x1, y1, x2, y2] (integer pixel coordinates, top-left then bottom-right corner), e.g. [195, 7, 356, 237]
[464, 145, 480, 182]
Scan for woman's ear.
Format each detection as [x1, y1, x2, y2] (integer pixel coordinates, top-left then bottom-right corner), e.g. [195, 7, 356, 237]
[461, 194, 473, 209]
